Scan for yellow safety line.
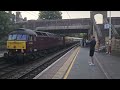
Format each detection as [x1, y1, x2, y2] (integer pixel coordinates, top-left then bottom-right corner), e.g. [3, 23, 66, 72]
[63, 47, 80, 79]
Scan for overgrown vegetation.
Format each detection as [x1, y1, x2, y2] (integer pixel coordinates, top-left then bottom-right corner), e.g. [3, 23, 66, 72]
[0, 11, 15, 50]
[38, 11, 62, 20]
[0, 11, 15, 40]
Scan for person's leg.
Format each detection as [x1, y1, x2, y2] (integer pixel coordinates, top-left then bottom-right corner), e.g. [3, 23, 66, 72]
[106, 46, 109, 54]
[92, 50, 95, 65]
[91, 56, 94, 64]
[89, 50, 92, 64]
[88, 56, 92, 64]
[89, 56, 94, 65]
[90, 50, 95, 65]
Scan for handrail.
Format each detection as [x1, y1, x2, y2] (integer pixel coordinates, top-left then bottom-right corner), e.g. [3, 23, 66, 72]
[111, 24, 120, 36]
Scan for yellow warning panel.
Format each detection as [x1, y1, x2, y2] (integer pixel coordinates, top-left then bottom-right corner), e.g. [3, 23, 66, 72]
[7, 41, 26, 49]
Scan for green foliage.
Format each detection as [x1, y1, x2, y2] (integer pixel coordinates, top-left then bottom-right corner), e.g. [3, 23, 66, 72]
[79, 33, 84, 37]
[0, 41, 6, 45]
[38, 11, 62, 20]
[79, 33, 88, 38]
[0, 11, 14, 40]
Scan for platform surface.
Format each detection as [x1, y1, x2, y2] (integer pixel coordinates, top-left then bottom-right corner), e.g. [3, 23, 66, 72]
[34, 47, 120, 79]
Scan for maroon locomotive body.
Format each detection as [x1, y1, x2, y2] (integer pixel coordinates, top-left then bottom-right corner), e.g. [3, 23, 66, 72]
[7, 28, 64, 54]
[5, 28, 78, 63]
[34, 31, 63, 51]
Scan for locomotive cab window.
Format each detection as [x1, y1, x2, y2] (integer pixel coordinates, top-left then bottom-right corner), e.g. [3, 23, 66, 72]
[36, 32, 43, 36]
[17, 34, 28, 40]
[8, 34, 28, 40]
[34, 36, 36, 41]
[42, 33, 48, 37]
[8, 35, 13, 40]
[28, 35, 33, 41]
[47, 33, 53, 37]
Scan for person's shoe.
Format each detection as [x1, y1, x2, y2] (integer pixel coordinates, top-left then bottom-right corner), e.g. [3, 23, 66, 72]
[91, 63, 95, 66]
[89, 63, 95, 66]
[88, 62, 91, 64]
[89, 63, 92, 65]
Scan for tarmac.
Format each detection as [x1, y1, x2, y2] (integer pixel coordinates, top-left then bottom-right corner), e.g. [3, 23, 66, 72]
[34, 46, 120, 79]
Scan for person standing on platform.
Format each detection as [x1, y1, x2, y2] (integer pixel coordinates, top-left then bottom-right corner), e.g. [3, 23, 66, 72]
[82, 39, 84, 47]
[89, 36, 96, 65]
[80, 39, 82, 46]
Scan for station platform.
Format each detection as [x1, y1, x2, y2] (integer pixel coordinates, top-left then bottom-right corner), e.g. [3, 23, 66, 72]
[34, 46, 120, 79]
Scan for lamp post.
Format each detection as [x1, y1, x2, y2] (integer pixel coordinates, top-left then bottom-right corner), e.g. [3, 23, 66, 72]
[109, 11, 112, 54]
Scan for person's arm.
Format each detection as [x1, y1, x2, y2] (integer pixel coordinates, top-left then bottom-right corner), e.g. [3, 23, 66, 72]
[89, 40, 92, 44]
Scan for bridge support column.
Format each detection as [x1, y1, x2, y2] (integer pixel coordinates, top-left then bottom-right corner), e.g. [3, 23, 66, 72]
[90, 11, 107, 47]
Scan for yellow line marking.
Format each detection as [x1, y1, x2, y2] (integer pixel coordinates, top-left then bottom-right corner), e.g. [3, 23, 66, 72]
[63, 47, 80, 79]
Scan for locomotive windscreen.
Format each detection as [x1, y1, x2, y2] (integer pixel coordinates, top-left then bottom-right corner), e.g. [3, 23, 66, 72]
[8, 34, 28, 40]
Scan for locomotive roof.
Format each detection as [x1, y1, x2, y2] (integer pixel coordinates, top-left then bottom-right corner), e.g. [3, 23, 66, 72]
[35, 30, 52, 33]
[35, 30, 60, 37]
[9, 28, 37, 36]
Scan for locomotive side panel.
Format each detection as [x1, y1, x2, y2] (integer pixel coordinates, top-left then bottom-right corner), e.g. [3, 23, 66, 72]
[35, 36, 48, 50]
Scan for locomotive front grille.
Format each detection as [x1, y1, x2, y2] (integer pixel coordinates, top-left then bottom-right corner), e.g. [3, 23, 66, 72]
[7, 41, 26, 49]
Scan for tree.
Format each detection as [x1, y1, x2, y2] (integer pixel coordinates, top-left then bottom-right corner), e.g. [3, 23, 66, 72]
[79, 33, 88, 38]
[0, 11, 14, 40]
[38, 11, 62, 20]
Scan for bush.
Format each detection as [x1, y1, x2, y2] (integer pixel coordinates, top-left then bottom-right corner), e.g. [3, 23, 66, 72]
[0, 41, 6, 45]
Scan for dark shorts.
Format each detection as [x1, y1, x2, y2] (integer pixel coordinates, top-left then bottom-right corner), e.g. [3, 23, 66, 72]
[89, 49, 95, 56]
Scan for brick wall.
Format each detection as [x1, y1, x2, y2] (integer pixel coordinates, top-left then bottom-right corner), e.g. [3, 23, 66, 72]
[111, 37, 120, 55]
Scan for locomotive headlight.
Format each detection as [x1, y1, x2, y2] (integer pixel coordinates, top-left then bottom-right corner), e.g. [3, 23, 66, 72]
[21, 49, 24, 53]
[14, 46, 16, 49]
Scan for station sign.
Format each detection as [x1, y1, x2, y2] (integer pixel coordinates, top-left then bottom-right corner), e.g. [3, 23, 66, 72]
[104, 24, 111, 29]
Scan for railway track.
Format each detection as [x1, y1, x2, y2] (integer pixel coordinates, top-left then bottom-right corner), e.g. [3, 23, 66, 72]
[0, 43, 79, 79]
[18, 48, 69, 79]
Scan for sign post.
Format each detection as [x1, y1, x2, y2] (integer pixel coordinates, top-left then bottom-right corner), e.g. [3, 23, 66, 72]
[109, 11, 112, 54]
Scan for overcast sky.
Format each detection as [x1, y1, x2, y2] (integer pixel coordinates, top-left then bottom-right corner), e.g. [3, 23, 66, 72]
[12, 11, 120, 20]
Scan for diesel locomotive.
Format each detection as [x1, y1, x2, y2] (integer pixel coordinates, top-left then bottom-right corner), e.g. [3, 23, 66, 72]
[4, 28, 79, 63]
